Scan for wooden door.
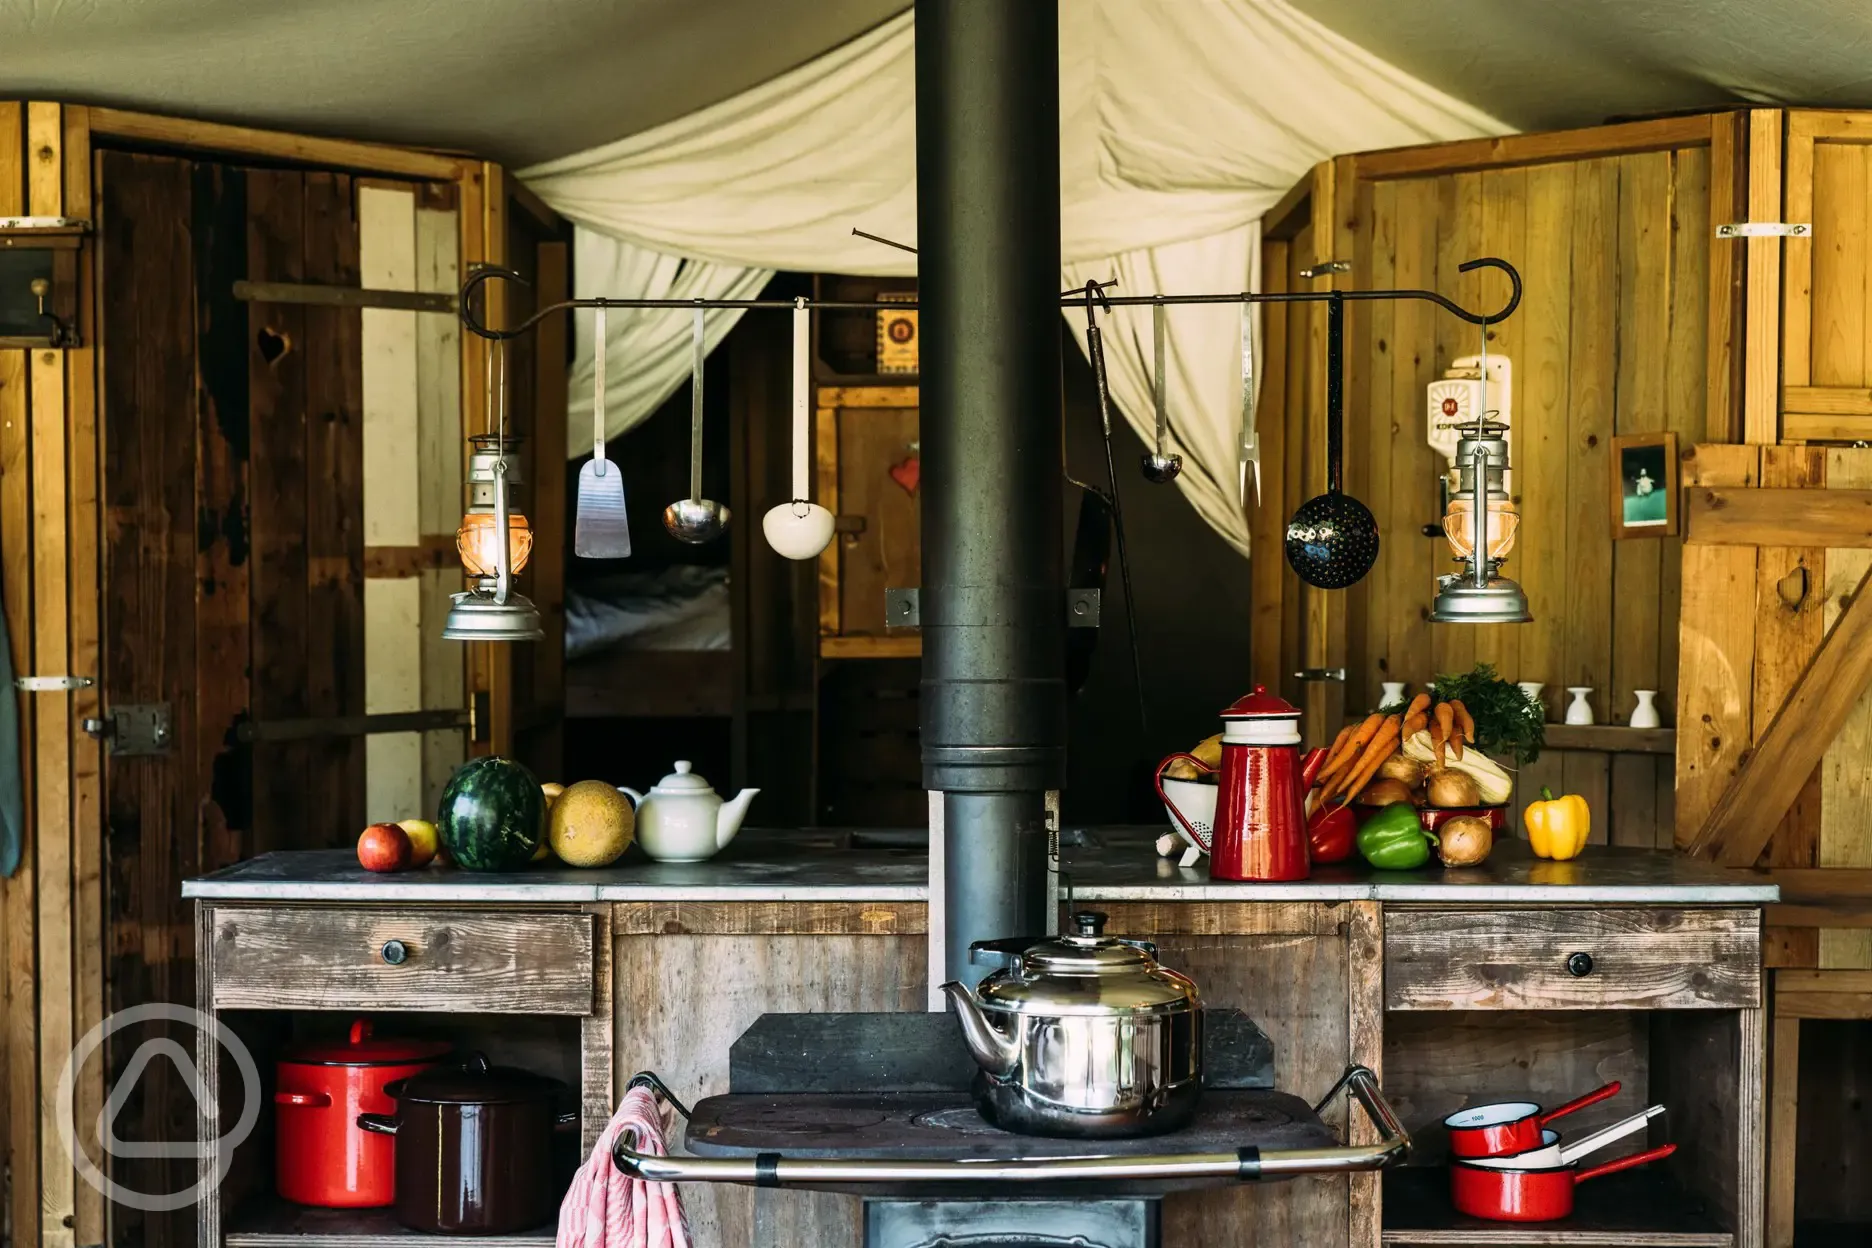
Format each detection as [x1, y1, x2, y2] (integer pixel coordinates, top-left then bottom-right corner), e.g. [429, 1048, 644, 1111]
[1782, 111, 1872, 442]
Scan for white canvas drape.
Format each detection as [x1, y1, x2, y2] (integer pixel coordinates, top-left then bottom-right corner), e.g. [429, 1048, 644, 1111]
[523, 1, 1506, 553]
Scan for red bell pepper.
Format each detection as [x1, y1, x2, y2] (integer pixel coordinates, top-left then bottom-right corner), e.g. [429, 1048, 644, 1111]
[1307, 801, 1357, 864]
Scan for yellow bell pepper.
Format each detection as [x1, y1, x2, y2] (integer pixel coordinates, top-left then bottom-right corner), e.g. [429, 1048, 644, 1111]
[1525, 786, 1589, 860]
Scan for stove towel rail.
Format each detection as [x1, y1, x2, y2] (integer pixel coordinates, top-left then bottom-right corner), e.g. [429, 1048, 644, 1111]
[611, 1064, 1406, 1187]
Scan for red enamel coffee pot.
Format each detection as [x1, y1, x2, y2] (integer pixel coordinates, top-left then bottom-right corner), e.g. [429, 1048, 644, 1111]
[1154, 686, 1326, 881]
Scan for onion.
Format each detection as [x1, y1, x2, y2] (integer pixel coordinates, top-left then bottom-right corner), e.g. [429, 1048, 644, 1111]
[1355, 777, 1416, 807]
[1425, 768, 1483, 809]
[1377, 754, 1427, 788]
[1438, 815, 1493, 867]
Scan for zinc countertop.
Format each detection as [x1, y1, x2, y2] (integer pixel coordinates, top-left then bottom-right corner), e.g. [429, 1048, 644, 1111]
[182, 826, 1778, 905]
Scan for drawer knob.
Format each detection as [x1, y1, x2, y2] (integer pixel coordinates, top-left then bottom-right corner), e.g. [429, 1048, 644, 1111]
[1566, 951, 1594, 977]
[381, 940, 409, 966]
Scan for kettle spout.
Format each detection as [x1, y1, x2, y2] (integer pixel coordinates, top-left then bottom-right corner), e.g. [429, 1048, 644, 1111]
[715, 788, 759, 850]
[940, 981, 1019, 1078]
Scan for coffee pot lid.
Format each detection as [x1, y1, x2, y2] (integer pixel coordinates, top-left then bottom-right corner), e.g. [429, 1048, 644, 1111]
[1222, 685, 1299, 719]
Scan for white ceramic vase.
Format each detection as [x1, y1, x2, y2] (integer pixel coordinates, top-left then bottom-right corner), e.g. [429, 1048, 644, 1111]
[1629, 689, 1661, 729]
[1380, 681, 1407, 708]
[1518, 682, 1545, 719]
[1565, 687, 1595, 726]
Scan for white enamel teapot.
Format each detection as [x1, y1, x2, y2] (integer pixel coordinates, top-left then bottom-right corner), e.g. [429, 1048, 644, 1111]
[621, 761, 758, 862]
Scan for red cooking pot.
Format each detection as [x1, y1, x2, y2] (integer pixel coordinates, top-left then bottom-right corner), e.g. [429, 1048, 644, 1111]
[274, 1020, 451, 1207]
[1443, 1080, 1621, 1158]
[1450, 1143, 1677, 1221]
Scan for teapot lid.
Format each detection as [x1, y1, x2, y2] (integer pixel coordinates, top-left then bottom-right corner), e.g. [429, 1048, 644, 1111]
[1222, 684, 1299, 719]
[975, 911, 1201, 1017]
[652, 760, 713, 793]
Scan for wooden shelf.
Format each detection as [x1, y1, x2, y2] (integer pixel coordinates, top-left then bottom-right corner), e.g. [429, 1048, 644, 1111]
[1382, 1166, 1731, 1246]
[225, 1201, 554, 1248]
[820, 633, 921, 660]
[1540, 724, 1676, 755]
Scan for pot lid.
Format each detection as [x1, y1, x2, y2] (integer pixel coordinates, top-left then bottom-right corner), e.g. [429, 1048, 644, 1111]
[1222, 685, 1299, 719]
[652, 760, 713, 793]
[392, 1053, 565, 1106]
[975, 911, 1201, 1017]
[281, 1019, 453, 1067]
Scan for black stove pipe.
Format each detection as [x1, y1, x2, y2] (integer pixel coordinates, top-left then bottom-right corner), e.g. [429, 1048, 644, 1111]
[915, 0, 1066, 984]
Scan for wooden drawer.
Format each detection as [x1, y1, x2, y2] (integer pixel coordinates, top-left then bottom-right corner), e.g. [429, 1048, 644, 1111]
[207, 906, 595, 1014]
[1384, 908, 1760, 1010]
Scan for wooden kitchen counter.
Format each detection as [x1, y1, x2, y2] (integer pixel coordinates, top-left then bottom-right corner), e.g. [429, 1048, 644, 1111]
[186, 832, 1776, 1248]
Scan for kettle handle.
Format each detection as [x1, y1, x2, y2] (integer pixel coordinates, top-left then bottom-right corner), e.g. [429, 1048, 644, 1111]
[1153, 754, 1215, 852]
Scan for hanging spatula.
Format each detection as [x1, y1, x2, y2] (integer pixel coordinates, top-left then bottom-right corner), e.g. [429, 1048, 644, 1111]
[573, 305, 632, 557]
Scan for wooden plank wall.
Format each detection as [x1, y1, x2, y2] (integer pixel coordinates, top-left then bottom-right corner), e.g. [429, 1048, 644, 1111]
[1321, 123, 1722, 849]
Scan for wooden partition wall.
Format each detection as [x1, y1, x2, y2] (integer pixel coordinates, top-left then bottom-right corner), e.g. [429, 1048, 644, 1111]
[1257, 114, 1748, 849]
[0, 103, 565, 1248]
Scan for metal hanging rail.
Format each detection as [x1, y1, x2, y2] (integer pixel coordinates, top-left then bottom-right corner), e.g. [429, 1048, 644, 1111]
[457, 257, 1522, 340]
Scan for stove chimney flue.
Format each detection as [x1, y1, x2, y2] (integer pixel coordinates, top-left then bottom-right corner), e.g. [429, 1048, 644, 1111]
[915, 0, 1066, 985]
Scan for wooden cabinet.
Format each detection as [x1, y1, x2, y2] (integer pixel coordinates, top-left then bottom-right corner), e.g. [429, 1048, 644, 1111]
[815, 384, 922, 658]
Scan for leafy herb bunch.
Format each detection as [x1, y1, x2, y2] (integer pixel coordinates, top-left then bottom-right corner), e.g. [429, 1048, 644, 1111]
[1428, 663, 1544, 764]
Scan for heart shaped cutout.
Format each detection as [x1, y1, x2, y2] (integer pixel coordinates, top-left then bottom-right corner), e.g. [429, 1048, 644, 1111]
[889, 455, 920, 495]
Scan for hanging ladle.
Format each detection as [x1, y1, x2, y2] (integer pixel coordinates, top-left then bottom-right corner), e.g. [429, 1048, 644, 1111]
[664, 306, 731, 543]
[1140, 300, 1183, 483]
[1284, 293, 1379, 589]
[761, 298, 835, 559]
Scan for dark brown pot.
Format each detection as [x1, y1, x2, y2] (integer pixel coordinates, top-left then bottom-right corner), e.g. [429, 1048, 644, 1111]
[358, 1054, 572, 1234]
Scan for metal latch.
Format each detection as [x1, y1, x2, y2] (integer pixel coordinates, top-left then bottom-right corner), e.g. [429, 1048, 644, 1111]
[81, 703, 173, 756]
[1067, 588, 1101, 627]
[1300, 259, 1351, 278]
[14, 675, 92, 692]
[1293, 668, 1347, 683]
[1716, 223, 1811, 239]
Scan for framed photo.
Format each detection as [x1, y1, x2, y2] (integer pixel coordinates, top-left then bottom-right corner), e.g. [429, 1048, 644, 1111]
[1610, 432, 1679, 539]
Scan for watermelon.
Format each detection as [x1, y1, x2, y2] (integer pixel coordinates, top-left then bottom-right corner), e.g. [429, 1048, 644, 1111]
[437, 756, 546, 872]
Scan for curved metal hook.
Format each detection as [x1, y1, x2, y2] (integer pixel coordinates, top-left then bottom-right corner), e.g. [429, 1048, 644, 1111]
[1455, 257, 1521, 326]
[460, 266, 532, 341]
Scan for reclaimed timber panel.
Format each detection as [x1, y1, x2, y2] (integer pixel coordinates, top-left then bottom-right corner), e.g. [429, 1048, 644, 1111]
[1097, 901, 1357, 1248]
[1650, 1008, 1762, 1248]
[303, 171, 366, 847]
[1676, 445, 1761, 848]
[414, 197, 465, 811]
[1768, 1013, 1800, 1248]
[1690, 561, 1872, 865]
[1819, 450, 1872, 968]
[248, 167, 313, 856]
[1686, 486, 1872, 547]
[579, 902, 614, 1151]
[612, 923, 925, 1248]
[1429, 169, 1480, 688]
[209, 907, 594, 1013]
[1708, 112, 1746, 442]
[1383, 1010, 1650, 1166]
[1776, 969, 1872, 1018]
[610, 900, 927, 936]
[1354, 115, 1715, 182]
[1385, 908, 1760, 1010]
[100, 149, 204, 1246]
[822, 399, 920, 639]
[1743, 109, 1783, 444]
[89, 108, 467, 181]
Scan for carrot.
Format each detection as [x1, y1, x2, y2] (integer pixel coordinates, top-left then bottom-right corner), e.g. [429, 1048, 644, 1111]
[1433, 702, 1454, 769]
[1450, 699, 1476, 744]
[1335, 718, 1402, 807]
[1405, 692, 1431, 722]
[1402, 710, 1428, 740]
[1318, 714, 1382, 787]
[1318, 722, 1355, 778]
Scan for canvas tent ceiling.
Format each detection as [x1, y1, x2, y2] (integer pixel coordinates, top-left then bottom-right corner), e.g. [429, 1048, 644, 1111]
[3, 0, 1871, 165]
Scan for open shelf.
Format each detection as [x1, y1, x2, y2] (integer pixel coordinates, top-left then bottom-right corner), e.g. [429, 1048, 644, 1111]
[1540, 724, 1675, 754]
[226, 1199, 555, 1248]
[1382, 1166, 1732, 1247]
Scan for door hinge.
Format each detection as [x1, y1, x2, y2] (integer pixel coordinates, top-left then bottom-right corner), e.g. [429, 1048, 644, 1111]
[1293, 668, 1347, 683]
[82, 703, 172, 755]
[1716, 222, 1811, 239]
[1300, 259, 1351, 278]
[14, 675, 92, 692]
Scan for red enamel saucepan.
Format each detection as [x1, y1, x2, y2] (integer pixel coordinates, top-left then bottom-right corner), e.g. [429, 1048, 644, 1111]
[1443, 1080, 1621, 1158]
[1450, 1143, 1677, 1222]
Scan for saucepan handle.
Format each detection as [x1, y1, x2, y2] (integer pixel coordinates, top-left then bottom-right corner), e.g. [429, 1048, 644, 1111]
[1538, 1080, 1621, 1126]
[355, 1113, 398, 1136]
[274, 1091, 332, 1108]
[1574, 1143, 1676, 1184]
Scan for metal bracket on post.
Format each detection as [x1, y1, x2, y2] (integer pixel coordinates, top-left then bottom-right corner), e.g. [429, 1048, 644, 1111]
[14, 675, 92, 692]
[1300, 259, 1351, 278]
[1294, 668, 1347, 683]
[1066, 589, 1101, 628]
[884, 588, 920, 628]
[1716, 223, 1811, 239]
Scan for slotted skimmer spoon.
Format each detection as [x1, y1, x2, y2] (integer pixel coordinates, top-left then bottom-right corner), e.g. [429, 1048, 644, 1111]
[573, 304, 632, 557]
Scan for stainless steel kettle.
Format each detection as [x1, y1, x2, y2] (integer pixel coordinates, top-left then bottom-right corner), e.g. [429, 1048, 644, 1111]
[941, 911, 1203, 1138]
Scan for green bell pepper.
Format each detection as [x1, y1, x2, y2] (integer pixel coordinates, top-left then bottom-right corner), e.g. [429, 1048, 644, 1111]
[1356, 802, 1439, 870]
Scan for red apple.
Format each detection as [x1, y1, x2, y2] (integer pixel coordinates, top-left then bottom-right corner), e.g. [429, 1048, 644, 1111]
[357, 822, 413, 873]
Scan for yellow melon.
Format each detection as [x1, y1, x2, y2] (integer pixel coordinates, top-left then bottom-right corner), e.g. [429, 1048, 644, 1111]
[548, 781, 635, 868]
